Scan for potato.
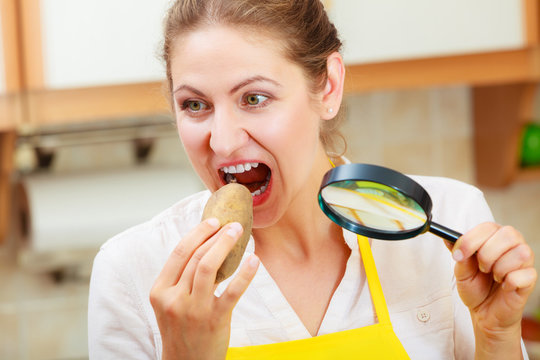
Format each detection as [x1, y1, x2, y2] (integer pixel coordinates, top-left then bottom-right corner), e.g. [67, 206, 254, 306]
[201, 183, 253, 283]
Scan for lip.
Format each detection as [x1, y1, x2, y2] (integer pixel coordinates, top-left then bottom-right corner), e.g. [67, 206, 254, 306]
[252, 174, 272, 207]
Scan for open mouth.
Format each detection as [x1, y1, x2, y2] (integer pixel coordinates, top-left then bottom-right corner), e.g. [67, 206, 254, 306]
[219, 162, 271, 197]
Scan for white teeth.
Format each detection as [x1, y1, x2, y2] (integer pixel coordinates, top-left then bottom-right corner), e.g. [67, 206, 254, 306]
[220, 162, 270, 194]
[221, 162, 260, 174]
[251, 173, 271, 197]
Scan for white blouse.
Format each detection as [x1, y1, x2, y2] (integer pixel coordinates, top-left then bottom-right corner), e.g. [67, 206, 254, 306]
[88, 175, 529, 359]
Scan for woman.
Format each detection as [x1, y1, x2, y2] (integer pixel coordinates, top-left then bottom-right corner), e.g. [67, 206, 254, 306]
[88, 1, 537, 359]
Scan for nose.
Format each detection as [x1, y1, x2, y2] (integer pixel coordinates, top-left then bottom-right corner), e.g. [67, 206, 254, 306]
[209, 107, 249, 157]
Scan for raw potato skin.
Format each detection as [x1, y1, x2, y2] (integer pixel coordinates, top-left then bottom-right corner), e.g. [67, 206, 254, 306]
[201, 183, 253, 283]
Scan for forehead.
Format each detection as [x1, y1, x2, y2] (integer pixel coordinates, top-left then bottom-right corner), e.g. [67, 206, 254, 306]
[173, 23, 286, 57]
[169, 25, 301, 87]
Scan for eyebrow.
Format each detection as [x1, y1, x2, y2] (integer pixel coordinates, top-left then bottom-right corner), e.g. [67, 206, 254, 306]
[173, 84, 205, 97]
[229, 76, 281, 94]
[173, 75, 281, 96]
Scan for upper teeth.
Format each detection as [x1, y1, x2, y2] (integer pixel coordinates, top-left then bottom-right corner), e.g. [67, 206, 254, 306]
[221, 162, 259, 174]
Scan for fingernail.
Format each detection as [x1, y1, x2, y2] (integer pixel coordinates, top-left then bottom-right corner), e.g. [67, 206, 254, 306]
[452, 249, 464, 262]
[226, 222, 243, 237]
[207, 218, 220, 228]
[249, 255, 259, 268]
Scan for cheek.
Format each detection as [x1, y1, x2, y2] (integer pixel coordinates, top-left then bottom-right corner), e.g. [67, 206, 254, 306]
[177, 121, 209, 163]
[178, 121, 215, 188]
[264, 94, 318, 136]
[270, 102, 320, 149]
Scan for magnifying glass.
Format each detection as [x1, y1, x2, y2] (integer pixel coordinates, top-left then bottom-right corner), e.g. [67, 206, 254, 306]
[318, 163, 462, 242]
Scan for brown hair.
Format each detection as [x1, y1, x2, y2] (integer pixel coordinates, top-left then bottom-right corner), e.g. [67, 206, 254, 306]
[162, 0, 346, 155]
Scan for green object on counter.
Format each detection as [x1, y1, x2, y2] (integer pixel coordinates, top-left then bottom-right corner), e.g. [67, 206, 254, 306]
[521, 123, 540, 166]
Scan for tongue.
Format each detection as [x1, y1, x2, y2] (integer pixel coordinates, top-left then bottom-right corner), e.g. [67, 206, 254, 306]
[234, 165, 270, 193]
[235, 165, 268, 184]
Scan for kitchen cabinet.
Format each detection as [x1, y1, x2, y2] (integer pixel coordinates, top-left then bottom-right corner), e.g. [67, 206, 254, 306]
[20, 0, 171, 126]
[0, 0, 173, 244]
[0, 0, 21, 130]
[327, 0, 540, 187]
[328, 0, 525, 65]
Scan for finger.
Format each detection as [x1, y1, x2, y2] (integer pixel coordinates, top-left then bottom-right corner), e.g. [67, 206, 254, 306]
[454, 253, 478, 281]
[452, 222, 500, 263]
[492, 243, 534, 283]
[502, 267, 538, 294]
[154, 218, 220, 289]
[177, 229, 222, 294]
[475, 226, 525, 274]
[191, 222, 244, 298]
[216, 254, 259, 314]
[451, 223, 499, 287]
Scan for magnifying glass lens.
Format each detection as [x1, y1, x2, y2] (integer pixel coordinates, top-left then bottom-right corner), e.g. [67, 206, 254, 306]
[321, 181, 428, 233]
[319, 163, 461, 242]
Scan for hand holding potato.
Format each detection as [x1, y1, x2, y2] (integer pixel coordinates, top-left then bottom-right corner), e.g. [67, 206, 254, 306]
[150, 184, 258, 360]
[450, 222, 537, 359]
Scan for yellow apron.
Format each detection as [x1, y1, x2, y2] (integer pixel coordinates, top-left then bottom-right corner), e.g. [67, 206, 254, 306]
[226, 235, 410, 359]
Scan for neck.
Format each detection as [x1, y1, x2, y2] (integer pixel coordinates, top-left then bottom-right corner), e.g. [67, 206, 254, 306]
[252, 150, 345, 261]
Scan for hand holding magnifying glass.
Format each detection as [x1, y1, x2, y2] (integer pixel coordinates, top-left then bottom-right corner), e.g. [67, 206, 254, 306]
[318, 163, 462, 242]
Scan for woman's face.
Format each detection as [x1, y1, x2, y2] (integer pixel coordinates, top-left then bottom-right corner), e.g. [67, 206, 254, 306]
[170, 25, 328, 227]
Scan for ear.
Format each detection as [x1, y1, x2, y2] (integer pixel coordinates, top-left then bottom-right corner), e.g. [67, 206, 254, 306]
[320, 52, 345, 120]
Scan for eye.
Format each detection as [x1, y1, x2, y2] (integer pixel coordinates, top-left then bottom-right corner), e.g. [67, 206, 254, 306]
[244, 94, 269, 107]
[181, 100, 209, 112]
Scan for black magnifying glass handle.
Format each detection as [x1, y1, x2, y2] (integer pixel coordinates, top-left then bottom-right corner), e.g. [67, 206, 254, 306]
[429, 222, 462, 242]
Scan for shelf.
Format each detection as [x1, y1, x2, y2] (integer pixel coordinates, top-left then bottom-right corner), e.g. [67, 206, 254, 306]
[345, 48, 540, 93]
[0, 94, 22, 131]
[25, 81, 170, 126]
[517, 166, 540, 182]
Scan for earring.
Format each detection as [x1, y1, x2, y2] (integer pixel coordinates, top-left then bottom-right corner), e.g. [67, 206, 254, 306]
[328, 108, 334, 113]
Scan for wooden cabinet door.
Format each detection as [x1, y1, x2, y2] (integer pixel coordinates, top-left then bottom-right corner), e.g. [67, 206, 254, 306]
[0, 0, 20, 244]
[0, 0, 22, 131]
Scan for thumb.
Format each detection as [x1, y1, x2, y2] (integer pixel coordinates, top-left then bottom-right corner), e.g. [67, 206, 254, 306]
[453, 250, 480, 283]
[452, 251, 492, 308]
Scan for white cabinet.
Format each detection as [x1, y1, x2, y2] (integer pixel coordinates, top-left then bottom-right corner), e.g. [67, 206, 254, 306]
[19, 0, 172, 125]
[327, 0, 525, 64]
[37, 0, 171, 89]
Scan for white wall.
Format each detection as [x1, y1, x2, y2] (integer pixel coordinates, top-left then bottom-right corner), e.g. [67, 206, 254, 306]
[328, 0, 524, 64]
[40, 0, 172, 89]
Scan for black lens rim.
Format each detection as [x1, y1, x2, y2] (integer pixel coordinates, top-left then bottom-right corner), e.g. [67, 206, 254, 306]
[318, 163, 433, 240]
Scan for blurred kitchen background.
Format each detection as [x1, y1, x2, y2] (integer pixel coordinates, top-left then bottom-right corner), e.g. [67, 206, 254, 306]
[1, 0, 540, 359]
